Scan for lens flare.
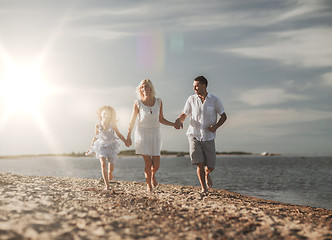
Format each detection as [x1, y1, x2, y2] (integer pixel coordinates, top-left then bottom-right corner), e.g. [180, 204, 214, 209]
[137, 29, 165, 72]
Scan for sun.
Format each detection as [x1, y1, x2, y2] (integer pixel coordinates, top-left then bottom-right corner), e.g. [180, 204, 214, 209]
[0, 58, 60, 154]
[0, 61, 51, 118]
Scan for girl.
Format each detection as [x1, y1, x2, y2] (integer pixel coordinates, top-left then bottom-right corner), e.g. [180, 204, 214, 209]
[127, 79, 176, 192]
[86, 106, 128, 191]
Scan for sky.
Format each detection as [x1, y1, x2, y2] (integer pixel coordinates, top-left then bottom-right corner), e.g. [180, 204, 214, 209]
[0, 0, 331, 156]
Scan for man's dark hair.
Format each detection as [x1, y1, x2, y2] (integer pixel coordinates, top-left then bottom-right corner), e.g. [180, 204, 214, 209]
[194, 76, 208, 87]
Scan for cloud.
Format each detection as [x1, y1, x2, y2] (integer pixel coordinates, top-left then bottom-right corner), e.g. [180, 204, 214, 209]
[321, 72, 332, 86]
[225, 28, 332, 68]
[166, 0, 329, 30]
[183, 1, 318, 28]
[158, 0, 329, 30]
[228, 108, 332, 136]
[65, 0, 331, 44]
[74, 27, 131, 40]
[70, 6, 150, 19]
[275, 0, 329, 22]
[237, 88, 309, 106]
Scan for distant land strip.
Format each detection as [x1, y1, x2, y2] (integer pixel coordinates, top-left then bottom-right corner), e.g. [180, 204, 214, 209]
[0, 150, 254, 159]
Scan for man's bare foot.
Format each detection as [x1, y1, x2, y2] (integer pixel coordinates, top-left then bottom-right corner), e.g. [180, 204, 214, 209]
[152, 175, 158, 188]
[206, 174, 212, 189]
[146, 184, 152, 192]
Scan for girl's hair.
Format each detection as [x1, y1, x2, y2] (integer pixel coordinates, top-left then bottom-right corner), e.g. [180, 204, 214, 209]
[136, 79, 156, 100]
[96, 106, 117, 123]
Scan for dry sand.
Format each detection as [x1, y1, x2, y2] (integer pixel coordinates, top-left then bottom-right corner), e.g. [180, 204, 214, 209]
[0, 172, 331, 239]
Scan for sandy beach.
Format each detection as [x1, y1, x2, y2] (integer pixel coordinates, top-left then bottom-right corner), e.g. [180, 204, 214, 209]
[0, 172, 331, 239]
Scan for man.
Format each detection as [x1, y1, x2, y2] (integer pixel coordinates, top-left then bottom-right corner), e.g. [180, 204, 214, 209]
[175, 76, 227, 193]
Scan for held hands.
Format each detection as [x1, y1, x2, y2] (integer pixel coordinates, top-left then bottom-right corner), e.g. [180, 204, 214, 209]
[174, 118, 183, 130]
[124, 137, 132, 147]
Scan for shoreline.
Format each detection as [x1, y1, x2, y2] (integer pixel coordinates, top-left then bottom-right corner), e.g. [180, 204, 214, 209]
[0, 151, 258, 159]
[0, 155, 331, 211]
[1, 172, 331, 239]
[2, 152, 331, 160]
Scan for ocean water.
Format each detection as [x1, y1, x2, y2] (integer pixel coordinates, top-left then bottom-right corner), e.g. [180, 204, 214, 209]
[0, 155, 331, 210]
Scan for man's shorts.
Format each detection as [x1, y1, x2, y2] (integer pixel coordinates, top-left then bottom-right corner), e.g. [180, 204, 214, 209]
[188, 137, 216, 168]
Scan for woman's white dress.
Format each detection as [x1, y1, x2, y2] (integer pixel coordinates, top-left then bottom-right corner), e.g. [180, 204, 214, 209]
[135, 98, 162, 156]
[86, 122, 120, 163]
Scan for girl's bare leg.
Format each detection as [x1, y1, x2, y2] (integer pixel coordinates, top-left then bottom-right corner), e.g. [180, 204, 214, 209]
[151, 156, 160, 187]
[142, 155, 153, 191]
[108, 162, 115, 181]
[100, 157, 109, 190]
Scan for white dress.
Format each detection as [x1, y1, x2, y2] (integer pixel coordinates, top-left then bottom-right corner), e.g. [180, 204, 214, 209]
[86, 122, 120, 163]
[135, 98, 162, 156]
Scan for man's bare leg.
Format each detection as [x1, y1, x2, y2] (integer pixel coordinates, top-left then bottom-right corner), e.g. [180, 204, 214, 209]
[205, 166, 214, 189]
[197, 163, 207, 192]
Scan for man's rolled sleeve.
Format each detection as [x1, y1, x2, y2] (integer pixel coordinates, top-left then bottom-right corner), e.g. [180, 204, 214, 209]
[182, 97, 192, 116]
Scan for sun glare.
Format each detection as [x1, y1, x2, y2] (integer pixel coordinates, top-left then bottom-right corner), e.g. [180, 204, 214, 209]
[0, 62, 50, 117]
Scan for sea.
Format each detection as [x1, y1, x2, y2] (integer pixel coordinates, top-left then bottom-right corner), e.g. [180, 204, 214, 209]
[0, 155, 331, 210]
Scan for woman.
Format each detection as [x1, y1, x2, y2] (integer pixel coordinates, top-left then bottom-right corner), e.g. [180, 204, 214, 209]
[127, 79, 176, 191]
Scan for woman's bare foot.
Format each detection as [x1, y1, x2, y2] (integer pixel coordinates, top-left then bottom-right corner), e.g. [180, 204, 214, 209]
[152, 175, 158, 188]
[108, 172, 113, 181]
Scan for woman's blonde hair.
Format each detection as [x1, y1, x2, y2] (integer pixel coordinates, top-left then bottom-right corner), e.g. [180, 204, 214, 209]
[136, 79, 156, 100]
[96, 106, 117, 123]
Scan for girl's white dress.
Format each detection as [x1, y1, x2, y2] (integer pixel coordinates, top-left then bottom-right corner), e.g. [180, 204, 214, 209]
[135, 98, 162, 156]
[86, 122, 120, 163]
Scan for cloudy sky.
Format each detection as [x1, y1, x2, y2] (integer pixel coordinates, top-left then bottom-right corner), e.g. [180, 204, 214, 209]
[0, 0, 331, 156]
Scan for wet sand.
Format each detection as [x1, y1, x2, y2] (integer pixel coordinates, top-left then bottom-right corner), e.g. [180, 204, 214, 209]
[0, 172, 331, 239]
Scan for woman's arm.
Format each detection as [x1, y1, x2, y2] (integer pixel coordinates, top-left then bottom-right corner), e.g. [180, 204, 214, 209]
[159, 100, 175, 127]
[127, 102, 139, 144]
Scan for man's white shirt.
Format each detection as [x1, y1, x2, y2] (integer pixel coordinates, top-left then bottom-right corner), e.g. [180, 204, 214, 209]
[182, 92, 225, 141]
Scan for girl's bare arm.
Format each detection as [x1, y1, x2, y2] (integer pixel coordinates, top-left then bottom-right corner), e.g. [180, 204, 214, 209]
[112, 123, 127, 144]
[87, 125, 99, 152]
